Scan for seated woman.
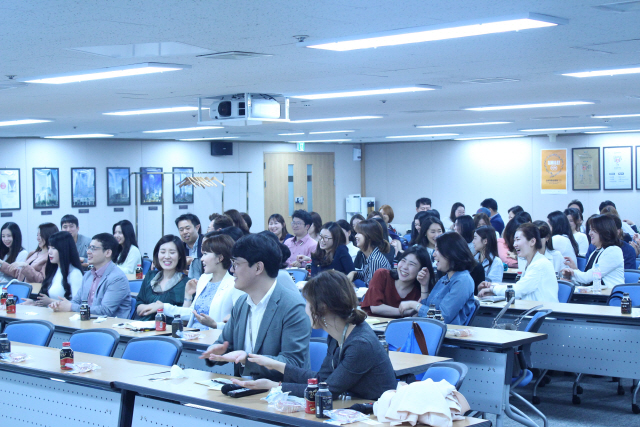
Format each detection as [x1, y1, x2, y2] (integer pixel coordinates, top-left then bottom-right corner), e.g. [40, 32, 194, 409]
[347, 219, 391, 287]
[497, 214, 529, 268]
[474, 213, 500, 240]
[565, 208, 588, 256]
[507, 205, 524, 221]
[473, 226, 503, 283]
[308, 211, 323, 242]
[22, 231, 83, 306]
[585, 214, 637, 270]
[135, 235, 189, 320]
[409, 211, 429, 246]
[299, 222, 355, 276]
[361, 246, 434, 317]
[547, 210, 579, 266]
[0, 222, 28, 283]
[399, 233, 475, 324]
[447, 202, 465, 231]
[162, 234, 242, 329]
[231, 270, 397, 400]
[562, 215, 624, 288]
[0, 222, 58, 283]
[454, 215, 476, 255]
[479, 223, 558, 302]
[530, 221, 565, 273]
[417, 216, 444, 262]
[268, 213, 293, 243]
[113, 219, 142, 274]
[336, 220, 359, 262]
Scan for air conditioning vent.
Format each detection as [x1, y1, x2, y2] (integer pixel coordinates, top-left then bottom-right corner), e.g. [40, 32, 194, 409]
[239, 102, 246, 116]
[199, 51, 272, 60]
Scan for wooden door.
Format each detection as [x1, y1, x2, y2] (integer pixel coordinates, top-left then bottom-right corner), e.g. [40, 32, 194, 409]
[264, 152, 335, 229]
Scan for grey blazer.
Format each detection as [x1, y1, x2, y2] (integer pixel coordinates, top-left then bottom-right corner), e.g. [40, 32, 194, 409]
[213, 281, 311, 381]
[71, 261, 131, 319]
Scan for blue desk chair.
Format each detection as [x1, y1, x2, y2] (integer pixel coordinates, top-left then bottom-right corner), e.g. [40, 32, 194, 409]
[3, 320, 55, 346]
[385, 318, 447, 356]
[7, 281, 33, 304]
[624, 269, 640, 284]
[286, 268, 308, 283]
[557, 280, 575, 303]
[636, 258, 640, 270]
[69, 329, 120, 357]
[465, 299, 480, 326]
[142, 258, 152, 275]
[129, 280, 143, 293]
[309, 339, 328, 372]
[129, 296, 137, 319]
[311, 328, 328, 339]
[403, 233, 412, 242]
[423, 362, 468, 390]
[576, 256, 587, 272]
[122, 336, 183, 366]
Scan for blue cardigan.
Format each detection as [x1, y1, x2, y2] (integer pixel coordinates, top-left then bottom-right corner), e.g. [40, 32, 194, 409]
[310, 245, 355, 276]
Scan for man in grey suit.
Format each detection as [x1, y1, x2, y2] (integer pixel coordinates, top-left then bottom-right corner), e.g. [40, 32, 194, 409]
[201, 234, 310, 381]
[50, 233, 131, 318]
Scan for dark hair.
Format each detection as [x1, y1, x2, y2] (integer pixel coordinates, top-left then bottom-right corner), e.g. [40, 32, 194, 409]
[241, 212, 252, 230]
[355, 219, 390, 253]
[564, 207, 583, 231]
[153, 235, 187, 273]
[454, 215, 475, 244]
[213, 215, 234, 230]
[474, 226, 499, 266]
[418, 216, 444, 248]
[40, 231, 83, 300]
[568, 199, 584, 215]
[449, 202, 465, 223]
[367, 210, 383, 220]
[224, 209, 250, 234]
[425, 209, 440, 219]
[435, 232, 476, 272]
[481, 198, 498, 212]
[372, 217, 390, 242]
[175, 213, 202, 232]
[416, 198, 432, 208]
[206, 226, 245, 242]
[259, 230, 291, 269]
[309, 212, 323, 234]
[208, 212, 221, 222]
[91, 233, 120, 261]
[60, 214, 79, 228]
[508, 205, 523, 216]
[336, 219, 351, 234]
[473, 213, 491, 229]
[600, 205, 619, 216]
[533, 220, 554, 251]
[201, 234, 234, 270]
[503, 215, 529, 252]
[547, 211, 579, 256]
[594, 214, 623, 248]
[599, 200, 616, 212]
[390, 246, 435, 291]
[516, 223, 542, 250]
[232, 234, 281, 278]
[38, 223, 60, 252]
[409, 211, 430, 245]
[516, 211, 532, 223]
[303, 270, 366, 327]
[112, 220, 138, 265]
[292, 209, 312, 227]
[268, 213, 290, 242]
[0, 222, 23, 264]
[348, 214, 365, 244]
[379, 205, 395, 223]
[584, 213, 598, 245]
[311, 222, 346, 267]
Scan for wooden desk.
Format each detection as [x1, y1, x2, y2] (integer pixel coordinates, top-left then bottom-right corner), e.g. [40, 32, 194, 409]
[570, 286, 612, 305]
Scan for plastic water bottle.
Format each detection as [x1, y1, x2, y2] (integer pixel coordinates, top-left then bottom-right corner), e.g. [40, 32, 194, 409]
[592, 263, 602, 291]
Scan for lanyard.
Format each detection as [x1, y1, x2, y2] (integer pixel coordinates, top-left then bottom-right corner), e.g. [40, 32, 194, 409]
[247, 310, 254, 354]
[332, 324, 350, 370]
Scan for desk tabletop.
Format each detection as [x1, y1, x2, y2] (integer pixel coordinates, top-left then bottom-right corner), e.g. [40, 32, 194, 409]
[479, 299, 640, 319]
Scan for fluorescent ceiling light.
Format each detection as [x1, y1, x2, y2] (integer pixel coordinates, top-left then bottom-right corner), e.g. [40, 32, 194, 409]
[0, 119, 52, 127]
[591, 113, 640, 118]
[455, 135, 525, 140]
[44, 134, 113, 139]
[288, 139, 352, 143]
[585, 129, 640, 134]
[291, 116, 383, 123]
[416, 121, 511, 128]
[303, 13, 565, 51]
[178, 137, 239, 141]
[466, 101, 594, 111]
[278, 132, 305, 136]
[309, 130, 354, 134]
[519, 126, 608, 132]
[143, 126, 223, 134]
[292, 87, 436, 100]
[386, 133, 458, 139]
[104, 106, 199, 116]
[23, 62, 190, 84]
[562, 66, 640, 78]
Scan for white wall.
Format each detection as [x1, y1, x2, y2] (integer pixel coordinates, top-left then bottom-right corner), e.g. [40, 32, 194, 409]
[365, 134, 640, 229]
[0, 139, 361, 254]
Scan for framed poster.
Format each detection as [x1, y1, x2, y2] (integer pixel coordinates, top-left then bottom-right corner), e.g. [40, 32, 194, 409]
[173, 167, 194, 204]
[541, 149, 567, 194]
[637, 146, 640, 190]
[571, 147, 600, 191]
[0, 169, 21, 210]
[140, 167, 163, 205]
[107, 167, 131, 206]
[71, 167, 96, 207]
[603, 146, 633, 190]
[33, 168, 60, 209]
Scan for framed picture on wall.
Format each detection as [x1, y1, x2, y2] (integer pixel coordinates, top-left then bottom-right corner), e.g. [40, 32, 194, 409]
[173, 167, 194, 204]
[140, 167, 163, 205]
[603, 146, 633, 190]
[0, 169, 21, 210]
[33, 167, 60, 209]
[71, 167, 96, 208]
[571, 147, 600, 191]
[107, 167, 131, 206]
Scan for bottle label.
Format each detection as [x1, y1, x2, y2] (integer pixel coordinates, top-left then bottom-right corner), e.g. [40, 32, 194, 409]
[60, 357, 74, 370]
[156, 320, 166, 331]
[0, 341, 10, 353]
[136, 271, 143, 279]
[315, 394, 332, 418]
[6, 300, 15, 314]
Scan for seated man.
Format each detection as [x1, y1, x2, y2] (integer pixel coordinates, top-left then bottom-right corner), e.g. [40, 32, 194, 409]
[49, 233, 131, 318]
[284, 209, 318, 267]
[201, 234, 310, 381]
[61, 214, 92, 266]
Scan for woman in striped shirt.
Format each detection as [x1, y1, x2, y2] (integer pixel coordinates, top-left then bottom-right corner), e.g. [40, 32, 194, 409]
[347, 219, 391, 287]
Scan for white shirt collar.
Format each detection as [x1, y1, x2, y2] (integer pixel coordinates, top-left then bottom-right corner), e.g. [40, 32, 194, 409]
[246, 279, 278, 310]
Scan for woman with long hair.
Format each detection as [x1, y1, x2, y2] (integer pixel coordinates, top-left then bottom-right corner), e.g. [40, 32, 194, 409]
[409, 211, 429, 246]
[299, 222, 354, 276]
[547, 210, 579, 265]
[497, 213, 529, 268]
[0, 222, 28, 282]
[454, 215, 476, 255]
[473, 226, 503, 283]
[347, 219, 391, 287]
[0, 222, 58, 283]
[223, 209, 250, 235]
[308, 211, 323, 241]
[268, 213, 292, 243]
[417, 216, 444, 261]
[565, 207, 588, 256]
[448, 202, 465, 230]
[336, 220, 359, 262]
[113, 219, 142, 274]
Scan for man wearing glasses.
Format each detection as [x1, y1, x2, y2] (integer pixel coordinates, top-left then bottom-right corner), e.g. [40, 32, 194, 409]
[49, 233, 131, 318]
[284, 210, 318, 267]
[201, 234, 310, 381]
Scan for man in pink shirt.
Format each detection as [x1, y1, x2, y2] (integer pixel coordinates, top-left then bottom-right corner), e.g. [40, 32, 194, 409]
[284, 210, 318, 267]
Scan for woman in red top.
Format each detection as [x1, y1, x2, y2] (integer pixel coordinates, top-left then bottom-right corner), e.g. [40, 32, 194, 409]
[361, 246, 434, 317]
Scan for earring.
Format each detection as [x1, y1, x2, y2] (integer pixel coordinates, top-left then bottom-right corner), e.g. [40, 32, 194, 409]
[322, 317, 328, 328]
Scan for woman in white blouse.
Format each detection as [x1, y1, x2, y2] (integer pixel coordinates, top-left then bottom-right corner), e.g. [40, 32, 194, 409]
[113, 220, 142, 274]
[0, 222, 28, 282]
[479, 223, 558, 302]
[473, 225, 504, 283]
[547, 211, 579, 266]
[565, 208, 589, 256]
[22, 231, 83, 306]
[562, 215, 624, 288]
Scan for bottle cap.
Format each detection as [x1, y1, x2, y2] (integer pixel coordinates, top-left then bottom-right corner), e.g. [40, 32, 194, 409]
[308, 378, 318, 385]
[319, 382, 328, 388]
[7, 294, 13, 297]
[62, 342, 71, 347]
[174, 314, 181, 318]
[81, 300, 87, 304]
[158, 308, 163, 312]
[0, 333, 7, 338]
[137, 264, 141, 266]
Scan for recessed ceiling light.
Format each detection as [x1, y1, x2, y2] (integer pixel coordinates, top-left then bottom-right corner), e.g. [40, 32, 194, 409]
[278, 132, 305, 136]
[104, 106, 199, 116]
[416, 121, 511, 128]
[290, 116, 383, 123]
[22, 62, 190, 84]
[519, 126, 608, 132]
[591, 113, 640, 118]
[386, 133, 458, 139]
[455, 135, 525, 140]
[465, 101, 594, 111]
[288, 139, 352, 143]
[44, 134, 114, 139]
[143, 126, 223, 133]
[292, 87, 436, 100]
[585, 129, 640, 134]
[0, 119, 52, 127]
[308, 130, 354, 134]
[562, 66, 640, 78]
[178, 137, 239, 141]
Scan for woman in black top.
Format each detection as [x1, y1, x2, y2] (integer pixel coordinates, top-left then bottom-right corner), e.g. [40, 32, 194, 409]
[299, 222, 355, 276]
[231, 270, 397, 400]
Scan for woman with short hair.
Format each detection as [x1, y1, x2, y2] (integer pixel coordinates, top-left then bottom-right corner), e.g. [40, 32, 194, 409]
[448, 202, 465, 230]
[298, 222, 354, 276]
[113, 219, 142, 274]
[268, 213, 292, 243]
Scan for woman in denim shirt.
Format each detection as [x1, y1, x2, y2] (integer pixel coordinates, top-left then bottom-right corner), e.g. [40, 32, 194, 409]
[399, 232, 476, 325]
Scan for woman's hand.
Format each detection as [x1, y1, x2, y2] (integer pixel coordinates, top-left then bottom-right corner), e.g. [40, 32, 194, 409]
[192, 311, 217, 329]
[478, 287, 495, 298]
[19, 298, 35, 305]
[208, 350, 248, 364]
[230, 378, 279, 390]
[390, 240, 403, 255]
[246, 354, 286, 373]
[416, 267, 430, 288]
[623, 219, 635, 226]
[346, 271, 357, 282]
[35, 293, 55, 307]
[398, 300, 419, 317]
[560, 267, 574, 279]
[297, 255, 311, 263]
[137, 301, 162, 317]
[477, 281, 492, 292]
[289, 260, 301, 268]
[185, 279, 198, 296]
[564, 257, 577, 269]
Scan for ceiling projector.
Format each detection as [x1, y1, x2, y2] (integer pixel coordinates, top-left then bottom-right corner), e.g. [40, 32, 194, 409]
[209, 93, 281, 120]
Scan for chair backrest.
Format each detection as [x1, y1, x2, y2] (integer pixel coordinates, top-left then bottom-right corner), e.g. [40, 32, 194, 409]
[423, 361, 469, 390]
[576, 256, 587, 272]
[607, 284, 640, 307]
[385, 318, 447, 356]
[311, 328, 328, 338]
[636, 258, 640, 270]
[129, 280, 143, 293]
[557, 280, 575, 303]
[309, 339, 328, 372]
[624, 269, 640, 284]
[3, 320, 55, 346]
[129, 296, 137, 319]
[121, 336, 183, 366]
[285, 268, 308, 283]
[521, 309, 553, 368]
[7, 282, 33, 303]
[69, 328, 120, 357]
[464, 299, 480, 326]
[142, 258, 152, 275]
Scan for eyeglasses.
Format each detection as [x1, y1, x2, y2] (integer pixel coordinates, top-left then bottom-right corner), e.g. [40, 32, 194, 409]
[230, 258, 249, 269]
[291, 221, 305, 227]
[87, 245, 103, 252]
[318, 235, 333, 242]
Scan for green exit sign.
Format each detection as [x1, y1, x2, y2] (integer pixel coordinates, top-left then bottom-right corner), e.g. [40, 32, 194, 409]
[296, 142, 305, 151]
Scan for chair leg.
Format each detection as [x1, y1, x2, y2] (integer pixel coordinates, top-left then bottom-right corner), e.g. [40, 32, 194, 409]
[617, 378, 625, 396]
[510, 390, 549, 427]
[572, 373, 583, 404]
[632, 379, 640, 414]
[532, 369, 548, 404]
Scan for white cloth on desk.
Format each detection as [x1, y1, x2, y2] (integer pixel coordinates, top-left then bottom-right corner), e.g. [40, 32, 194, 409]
[572, 245, 624, 287]
[47, 265, 83, 299]
[496, 252, 558, 302]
